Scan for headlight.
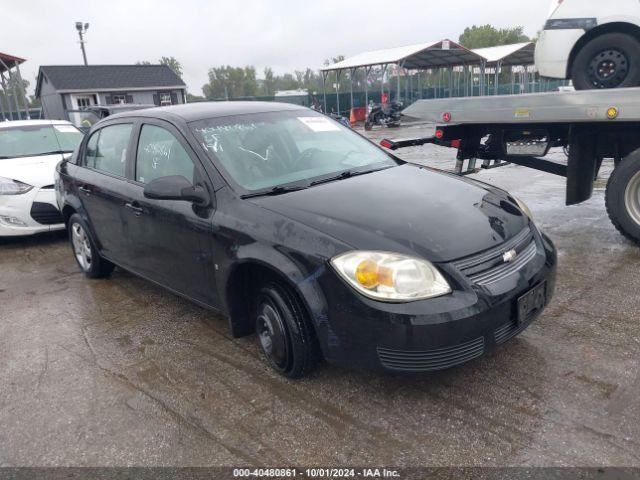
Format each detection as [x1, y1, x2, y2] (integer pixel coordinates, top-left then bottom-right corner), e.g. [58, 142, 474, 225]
[513, 196, 533, 220]
[330, 251, 451, 302]
[0, 176, 33, 195]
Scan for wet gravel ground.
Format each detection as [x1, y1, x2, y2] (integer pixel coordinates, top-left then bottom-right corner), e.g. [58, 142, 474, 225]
[1, 123, 640, 467]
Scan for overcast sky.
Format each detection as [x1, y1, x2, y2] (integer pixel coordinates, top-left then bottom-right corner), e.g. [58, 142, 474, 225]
[5, 0, 552, 96]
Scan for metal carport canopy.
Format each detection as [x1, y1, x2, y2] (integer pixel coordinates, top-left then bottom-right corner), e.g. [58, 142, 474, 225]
[0, 51, 30, 121]
[471, 42, 535, 66]
[321, 39, 485, 71]
[0, 52, 26, 73]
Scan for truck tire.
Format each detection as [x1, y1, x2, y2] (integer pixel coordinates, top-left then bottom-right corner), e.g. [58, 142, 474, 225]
[605, 151, 640, 245]
[571, 33, 640, 90]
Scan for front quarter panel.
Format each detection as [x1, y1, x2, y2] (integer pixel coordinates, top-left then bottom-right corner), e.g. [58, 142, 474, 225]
[212, 189, 353, 354]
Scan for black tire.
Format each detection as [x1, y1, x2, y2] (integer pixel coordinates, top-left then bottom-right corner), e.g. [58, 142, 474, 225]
[253, 281, 320, 378]
[364, 121, 372, 131]
[605, 151, 640, 245]
[68, 213, 115, 278]
[571, 33, 640, 90]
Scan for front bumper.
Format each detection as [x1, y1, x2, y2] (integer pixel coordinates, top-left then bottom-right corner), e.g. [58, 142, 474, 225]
[535, 28, 586, 79]
[316, 229, 557, 374]
[0, 187, 65, 237]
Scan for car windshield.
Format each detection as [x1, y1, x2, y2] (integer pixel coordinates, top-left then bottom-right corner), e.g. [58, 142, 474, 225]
[0, 124, 84, 159]
[189, 110, 398, 192]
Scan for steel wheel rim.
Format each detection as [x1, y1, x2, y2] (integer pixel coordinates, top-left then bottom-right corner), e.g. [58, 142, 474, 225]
[71, 222, 92, 271]
[624, 170, 640, 227]
[589, 49, 629, 88]
[256, 299, 289, 370]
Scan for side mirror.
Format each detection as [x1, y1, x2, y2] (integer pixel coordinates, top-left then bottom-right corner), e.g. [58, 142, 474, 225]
[143, 175, 210, 206]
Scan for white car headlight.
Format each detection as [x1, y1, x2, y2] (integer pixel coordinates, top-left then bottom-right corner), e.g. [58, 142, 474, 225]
[513, 196, 533, 220]
[330, 251, 451, 302]
[0, 176, 33, 195]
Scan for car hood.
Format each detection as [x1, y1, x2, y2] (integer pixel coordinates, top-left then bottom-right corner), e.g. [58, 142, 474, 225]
[0, 154, 65, 187]
[252, 164, 529, 262]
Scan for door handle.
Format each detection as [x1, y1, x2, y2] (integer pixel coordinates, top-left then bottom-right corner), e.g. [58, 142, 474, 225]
[78, 186, 91, 195]
[124, 202, 144, 216]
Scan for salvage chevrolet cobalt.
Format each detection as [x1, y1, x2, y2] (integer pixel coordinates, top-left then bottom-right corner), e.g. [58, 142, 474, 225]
[55, 102, 556, 378]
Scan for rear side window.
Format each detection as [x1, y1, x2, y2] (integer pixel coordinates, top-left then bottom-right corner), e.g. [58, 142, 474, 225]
[84, 123, 133, 177]
[135, 124, 195, 184]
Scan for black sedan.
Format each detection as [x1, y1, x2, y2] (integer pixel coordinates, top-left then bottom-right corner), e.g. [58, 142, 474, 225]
[55, 102, 556, 378]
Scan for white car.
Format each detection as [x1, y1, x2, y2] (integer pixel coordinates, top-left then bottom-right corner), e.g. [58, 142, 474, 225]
[535, 0, 640, 89]
[0, 120, 83, 236]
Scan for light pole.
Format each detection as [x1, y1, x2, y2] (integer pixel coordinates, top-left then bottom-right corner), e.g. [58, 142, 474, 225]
[75, 22, 90, 65]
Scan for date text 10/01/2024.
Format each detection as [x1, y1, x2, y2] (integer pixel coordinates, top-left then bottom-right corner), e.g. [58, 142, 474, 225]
[232, 468, 401, 478]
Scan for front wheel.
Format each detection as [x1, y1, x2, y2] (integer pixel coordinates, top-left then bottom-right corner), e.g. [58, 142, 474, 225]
[571, 33, 640, 90]
[253, 282, 319, 378]
[68, 214, 115, 278]
[606, 152, 640, 245]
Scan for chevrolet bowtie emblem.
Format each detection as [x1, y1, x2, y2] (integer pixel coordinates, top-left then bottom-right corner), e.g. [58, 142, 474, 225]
[503, 249, 517, 263]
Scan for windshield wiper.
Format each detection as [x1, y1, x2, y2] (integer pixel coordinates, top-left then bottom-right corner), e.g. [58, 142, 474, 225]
[241, 185, 308, 199]
[36, 150, 73, 156]
[309, 166, 391, 187]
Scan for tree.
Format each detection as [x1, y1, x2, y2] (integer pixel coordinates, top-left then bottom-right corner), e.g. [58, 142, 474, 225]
[242, 66, 258, 96]
[159, 56, 183, 78]
[263, 67, 276, 96]
[0, 75, 33, 111]
[136, 57, 183, 78]
[202, 66, 259, 100]
[275, 73, 298, 91]
[459, 25, 530, 49]
[186, 92, 205, 103]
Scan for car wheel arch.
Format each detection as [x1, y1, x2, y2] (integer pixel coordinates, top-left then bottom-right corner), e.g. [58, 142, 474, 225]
[567, 22, 640, 78]
[224, 257, 327, 342]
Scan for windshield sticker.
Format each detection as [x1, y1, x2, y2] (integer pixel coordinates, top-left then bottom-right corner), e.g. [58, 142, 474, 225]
[54, 125, 79, 133]
[297, 117, 341, 132]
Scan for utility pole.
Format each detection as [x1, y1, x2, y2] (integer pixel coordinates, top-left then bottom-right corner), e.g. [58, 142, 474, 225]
[75, 22, 90, 65]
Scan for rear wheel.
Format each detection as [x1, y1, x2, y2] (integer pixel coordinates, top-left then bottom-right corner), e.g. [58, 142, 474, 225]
[606, 151, 640, 245]
[572, 33, 640, 90]
[253, 281, 319, 378]
[68, 214, 115, 278]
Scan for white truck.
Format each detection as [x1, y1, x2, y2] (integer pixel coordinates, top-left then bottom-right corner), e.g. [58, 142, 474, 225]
[536, 0, 640, 89]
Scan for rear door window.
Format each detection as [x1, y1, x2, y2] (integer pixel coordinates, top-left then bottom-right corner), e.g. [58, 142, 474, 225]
[85, 123, 133, 177]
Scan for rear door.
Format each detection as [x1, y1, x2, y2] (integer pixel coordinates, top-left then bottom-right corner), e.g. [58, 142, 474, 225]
[74, 122, 135, 266]
[124, 120, 217, 305]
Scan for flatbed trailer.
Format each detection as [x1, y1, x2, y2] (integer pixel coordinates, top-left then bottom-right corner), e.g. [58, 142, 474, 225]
[381, 87, 640, 245]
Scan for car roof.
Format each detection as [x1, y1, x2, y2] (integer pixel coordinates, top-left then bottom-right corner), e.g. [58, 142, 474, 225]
[0, 119, 73, 129]
[87, 104, 155, 112]
[106, 101, 307, 123]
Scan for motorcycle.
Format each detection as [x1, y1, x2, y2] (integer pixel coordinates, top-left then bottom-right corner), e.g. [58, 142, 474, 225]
[364, 101, 402, 131]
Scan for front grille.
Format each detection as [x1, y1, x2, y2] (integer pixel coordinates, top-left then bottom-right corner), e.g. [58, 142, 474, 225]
[30, 202, 63, 225]
[452, 227, 537, 287]
[377, 337, 485, 372]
